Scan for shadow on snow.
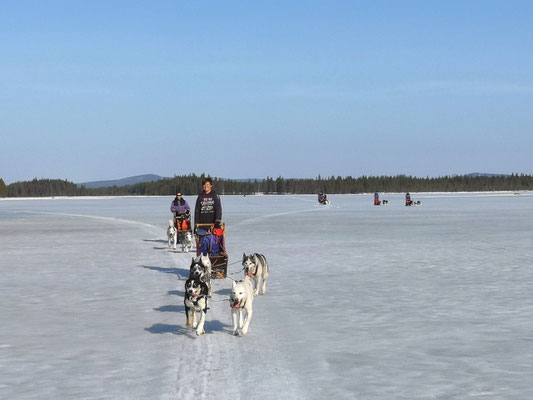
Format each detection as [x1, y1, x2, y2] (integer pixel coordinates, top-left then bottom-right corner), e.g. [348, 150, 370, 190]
[142, 238, 167, 244]
[154, 304, 185, 313]
[140, 265, 189, 279]
[145, 319, 230, 337]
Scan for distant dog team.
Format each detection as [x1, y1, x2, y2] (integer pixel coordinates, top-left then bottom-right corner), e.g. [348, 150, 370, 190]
[167, 219, 193, 252]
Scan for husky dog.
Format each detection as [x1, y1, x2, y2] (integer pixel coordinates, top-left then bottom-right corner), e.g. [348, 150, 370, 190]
[230, 276, 254, 336]
[184, 277, 209, 336]
[167, 219, 177, 249]
[190, 253, 212, 297]
[242, 253, 269, 296]
[179, 230, 194, 253]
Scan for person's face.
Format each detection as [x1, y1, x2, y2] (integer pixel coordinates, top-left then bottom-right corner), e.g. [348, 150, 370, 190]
[203, 182, 212, 193]
[176, 193, 182, 199]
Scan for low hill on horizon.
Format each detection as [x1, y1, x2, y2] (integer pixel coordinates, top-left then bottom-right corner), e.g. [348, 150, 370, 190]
[464, 172, 511, 178]
[75, 172, 517, 189]
[77, 174, 166, 188]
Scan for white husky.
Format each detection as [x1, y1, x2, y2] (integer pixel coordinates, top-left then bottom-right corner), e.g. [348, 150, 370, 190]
[242, 253, 269, 296]
[230, 276, 254, 336]
[167, 219, 177, 249]
[179, 230, 194, 253]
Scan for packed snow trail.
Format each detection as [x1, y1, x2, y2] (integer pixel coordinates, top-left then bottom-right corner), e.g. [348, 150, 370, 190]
[3, 194, 533, 399]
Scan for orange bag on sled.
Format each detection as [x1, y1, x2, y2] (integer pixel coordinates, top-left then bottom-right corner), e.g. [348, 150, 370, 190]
[175, 217, 190, 232]
[179, 219, 190, 231]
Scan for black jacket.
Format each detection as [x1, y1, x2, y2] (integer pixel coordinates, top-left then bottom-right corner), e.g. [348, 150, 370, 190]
[194, 190, 222, 226]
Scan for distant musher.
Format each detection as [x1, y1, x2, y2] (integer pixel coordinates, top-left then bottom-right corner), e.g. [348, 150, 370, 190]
[318, 192, 329, 205]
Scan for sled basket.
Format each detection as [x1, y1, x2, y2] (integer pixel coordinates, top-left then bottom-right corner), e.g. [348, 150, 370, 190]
[174, 214, 192, 232]
[195, 223, 228, 279]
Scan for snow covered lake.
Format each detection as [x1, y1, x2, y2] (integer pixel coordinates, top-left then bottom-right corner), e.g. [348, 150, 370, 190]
[1, 193, 533, 399]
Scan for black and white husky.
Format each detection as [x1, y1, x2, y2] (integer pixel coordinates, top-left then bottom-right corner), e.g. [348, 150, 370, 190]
[242, 253, 269, 296]
[230, 276, 254, 336]
[167, 219, 177, 249]
[184, 277, 209, 336]
[190, 253, 212, 297]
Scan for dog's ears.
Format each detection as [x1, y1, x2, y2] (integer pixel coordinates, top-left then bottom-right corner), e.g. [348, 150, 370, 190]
[232, 280, 236, 289]
[242, 252, 246, 261]
[190, 257, 195, 267]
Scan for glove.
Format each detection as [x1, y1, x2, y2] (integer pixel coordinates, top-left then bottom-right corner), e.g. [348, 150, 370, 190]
[214, 220, 222, 229]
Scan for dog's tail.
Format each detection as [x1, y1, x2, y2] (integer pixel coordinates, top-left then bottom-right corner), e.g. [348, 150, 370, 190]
[264, 260, 269, 278]
[256, 254, 269, 278]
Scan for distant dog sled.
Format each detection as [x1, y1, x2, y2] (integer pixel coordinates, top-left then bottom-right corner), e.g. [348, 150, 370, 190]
[405, 192, 421, 206]
[174, 213, 194, 252]
[373, 192, 388, 206]
[318, 192, 329, 205]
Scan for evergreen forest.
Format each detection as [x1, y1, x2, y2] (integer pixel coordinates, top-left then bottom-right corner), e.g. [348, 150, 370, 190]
[2, 173, 533, 198]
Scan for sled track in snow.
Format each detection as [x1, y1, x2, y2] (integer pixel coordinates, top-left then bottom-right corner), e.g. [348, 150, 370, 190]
[234, 206, 324, 226]
[9, 210, 160, 231]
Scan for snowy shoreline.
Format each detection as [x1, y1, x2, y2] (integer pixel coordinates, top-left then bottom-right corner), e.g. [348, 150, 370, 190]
[1, 190, 531, 202]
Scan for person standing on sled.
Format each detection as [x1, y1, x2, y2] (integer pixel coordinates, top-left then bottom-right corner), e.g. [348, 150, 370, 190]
[171, 192, 191, 218]
[194, 177, 222, 231]
[374, 192, 381, 205]
[171, 192, 191, 230]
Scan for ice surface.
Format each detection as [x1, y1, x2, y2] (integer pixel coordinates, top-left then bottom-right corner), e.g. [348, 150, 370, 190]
[1, 193, 533, 399]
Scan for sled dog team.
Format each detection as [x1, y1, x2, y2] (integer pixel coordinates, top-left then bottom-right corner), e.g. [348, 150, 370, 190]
[167, 219, 194, 252]
[184, 252, 269, 336]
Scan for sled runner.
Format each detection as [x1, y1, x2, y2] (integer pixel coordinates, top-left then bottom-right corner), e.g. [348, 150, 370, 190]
[195, 222, 228, 279]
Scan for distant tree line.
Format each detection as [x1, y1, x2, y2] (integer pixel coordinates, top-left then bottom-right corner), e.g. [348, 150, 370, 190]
[2, 173, 533, 198]
[0, 178, 7, 197]
[4, 178, 81, 197]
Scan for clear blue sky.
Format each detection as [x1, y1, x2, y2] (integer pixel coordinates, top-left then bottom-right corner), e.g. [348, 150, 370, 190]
[1, 1, 532, 184]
